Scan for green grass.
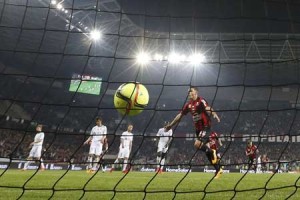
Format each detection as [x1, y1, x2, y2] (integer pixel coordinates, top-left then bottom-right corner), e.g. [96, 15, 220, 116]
[0, 170, 299, 199]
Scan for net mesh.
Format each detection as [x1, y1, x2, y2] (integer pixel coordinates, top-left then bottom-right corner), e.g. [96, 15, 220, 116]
[0, 0, 300, 199]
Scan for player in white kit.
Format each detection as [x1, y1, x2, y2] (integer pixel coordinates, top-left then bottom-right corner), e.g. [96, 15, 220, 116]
[84, 117, 107, 173]
[23, 124, 45, 170]
[110, 124, 133, 173]
[156, 123, 173, 173]
[256, 155, 262, 173]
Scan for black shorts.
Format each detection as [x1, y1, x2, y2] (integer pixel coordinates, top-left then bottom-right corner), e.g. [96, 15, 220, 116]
[195, 127, 211, 144]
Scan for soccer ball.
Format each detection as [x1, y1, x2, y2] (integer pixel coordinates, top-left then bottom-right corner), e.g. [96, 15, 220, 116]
[114, 82, 149, 116]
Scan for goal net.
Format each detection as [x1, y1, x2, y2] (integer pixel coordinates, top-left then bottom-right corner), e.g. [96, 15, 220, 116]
[0, 0, 299, 199]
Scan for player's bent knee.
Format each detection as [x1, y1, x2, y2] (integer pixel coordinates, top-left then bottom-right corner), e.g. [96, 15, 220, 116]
[194, 140, 202, 149]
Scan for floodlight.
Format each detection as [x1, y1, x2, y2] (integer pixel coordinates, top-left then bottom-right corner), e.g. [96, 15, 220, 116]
[136, 52, 150, 65]
[154, 53, 163, 61]
[57, 4, 63, 10]
[189, 54, 206, 65]
[168, 53, 180, 63]
[90, 30, 102, 41]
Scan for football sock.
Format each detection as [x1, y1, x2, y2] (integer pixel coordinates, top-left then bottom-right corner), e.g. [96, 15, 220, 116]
[123, 159, 128, 171]
[156, 156, 161, 168]
[87, 156, 93, 169]
[93, 156, 100, 169]
[160, 158, 165, 170]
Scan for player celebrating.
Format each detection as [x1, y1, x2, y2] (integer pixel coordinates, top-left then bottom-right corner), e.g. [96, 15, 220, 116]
[110, 124, 133, 173]
[208, 131, 222, 160]
[156, 122, 173, 173]
[84, 117, 107, 173]
[165, 87, 223, 178]
[23, 124, 45, 171]
[245, 140, 258, 172]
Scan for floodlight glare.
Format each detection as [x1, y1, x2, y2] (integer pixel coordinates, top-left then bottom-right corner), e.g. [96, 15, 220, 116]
[154, 53, 163, 61]
[56, 4, 63, 9]
[136, 52, 150, 65]
[51, 0, 57, 5]
[168, 53, 180, 63]
[179, 54, 187, 62]
[189, 54, 206, 65]
[90, 30, 102, 41]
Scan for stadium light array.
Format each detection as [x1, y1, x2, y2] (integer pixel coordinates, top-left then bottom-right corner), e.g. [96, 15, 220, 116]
[89, 30, 102, 41]
[136, 52, 206, 65]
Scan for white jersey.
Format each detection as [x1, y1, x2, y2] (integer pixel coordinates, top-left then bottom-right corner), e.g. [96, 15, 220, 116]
[90, 125, 107, 143]
[157, 128, 172, 144]
[257, 156, 261, 165]
[121, 131, 133, 148]
[33, 132, 44, 146]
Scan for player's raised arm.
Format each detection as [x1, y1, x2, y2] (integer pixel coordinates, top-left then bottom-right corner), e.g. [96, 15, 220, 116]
[165, 113, 183, 131]
[218, 138, 223, 147]
[205, 106, 220, 123]
[216, 133, 222, 147]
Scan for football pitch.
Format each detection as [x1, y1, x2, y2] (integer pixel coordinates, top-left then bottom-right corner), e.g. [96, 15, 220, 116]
[0, 170, 299, 200]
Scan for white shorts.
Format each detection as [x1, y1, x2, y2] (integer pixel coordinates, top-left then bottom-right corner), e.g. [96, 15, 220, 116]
[157, 142, 168, 153]
[118, 147, 130, 159]
[29, 145, 42, 158]
[89, 142, 103, 156]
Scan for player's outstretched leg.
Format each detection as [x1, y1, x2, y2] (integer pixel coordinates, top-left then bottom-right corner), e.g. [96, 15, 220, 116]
[158, 152, 167, 173]
[110, 158, 120, 173]
[122, 158, 129, 173]
[91, 156, 100, 173]
[39, 158, 45, 171]
[156, 151, 162, 173]
[22, 157, 33, 171]
[86, 155, 93, 173]
[214, 167, 223, 179]
[197, 141, 217, 164]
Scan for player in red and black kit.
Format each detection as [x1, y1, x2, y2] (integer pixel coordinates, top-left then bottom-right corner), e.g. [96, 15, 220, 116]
[165, 87, 222, 178]
[245, 140, 258, 171]
[209, 131, 223, 160]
